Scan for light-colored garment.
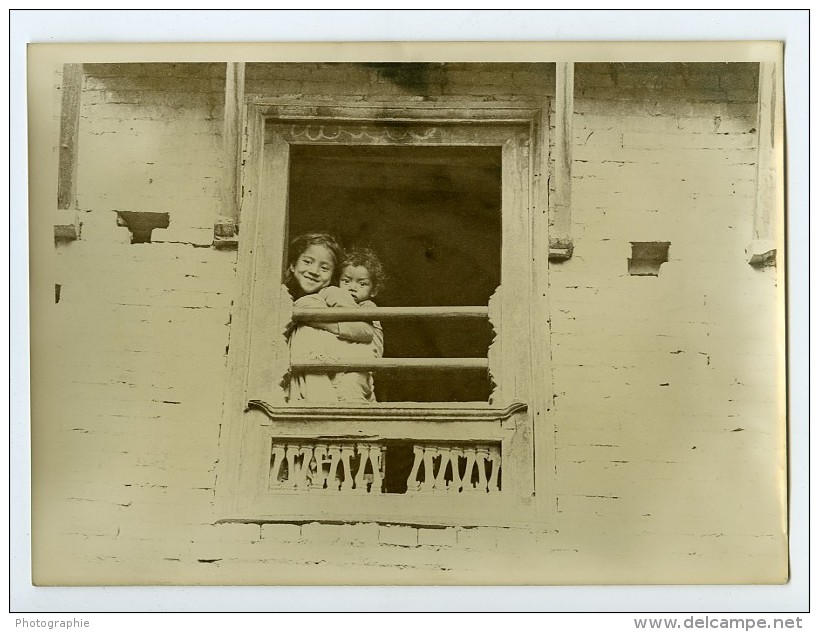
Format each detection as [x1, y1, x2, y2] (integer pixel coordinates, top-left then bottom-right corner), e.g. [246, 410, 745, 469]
[287, 287, 382, 403]
[331, 298, 383, 402]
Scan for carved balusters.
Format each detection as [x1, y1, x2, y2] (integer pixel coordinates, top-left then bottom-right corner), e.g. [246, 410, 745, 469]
[432, 447, 453, 492]
[448, 447, 463, 493]
[486, 445, 501, 493]
[313, 444, 332, 491]
[460, 448, 477, 493]
[421, 447, 437, 493]
[284, 445, 309, 489]
[354, 443, 385, 495]
[271, 440, 500, 495]
[406, 445, 424, 494]
[269, 444, 287, 490]
[463, 447, 489, 493]
[339, 445, 355, 492]
[323, 445, 342, 491]
[370, 445, 385, 493]
[405, 444, 502, 495]
[268, 441, 385, 493]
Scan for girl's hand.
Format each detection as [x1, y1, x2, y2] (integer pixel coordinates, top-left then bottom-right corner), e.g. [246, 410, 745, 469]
[305, 321, 340, 335]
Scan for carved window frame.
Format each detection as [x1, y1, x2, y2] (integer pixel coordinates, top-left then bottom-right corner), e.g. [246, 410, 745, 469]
[215, 102, 555, 527]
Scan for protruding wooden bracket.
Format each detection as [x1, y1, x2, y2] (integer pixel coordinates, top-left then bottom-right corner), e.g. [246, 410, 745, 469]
[213, 215, 239, 249]
[54, 209, 80, 242]
[548, 236, 574, 262]
[747, 240, 777, 267]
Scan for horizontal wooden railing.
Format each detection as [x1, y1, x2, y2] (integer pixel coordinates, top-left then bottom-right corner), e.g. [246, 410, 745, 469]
[290, 357, 488, 372]
[290, 304, 490, 372]
[292, 306, 488, 322]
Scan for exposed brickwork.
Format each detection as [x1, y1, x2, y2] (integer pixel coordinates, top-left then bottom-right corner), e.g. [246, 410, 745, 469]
[34, 61, 784, 585]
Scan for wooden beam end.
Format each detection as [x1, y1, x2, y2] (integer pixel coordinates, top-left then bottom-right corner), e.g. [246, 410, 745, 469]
[54, 209, 80, 242]
[548, 237, 573, 262]
[747, 240, 777, 267]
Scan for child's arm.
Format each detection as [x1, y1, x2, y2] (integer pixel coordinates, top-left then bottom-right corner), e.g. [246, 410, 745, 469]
[302, 287, 375, 344]
[359, 300, 383, 356]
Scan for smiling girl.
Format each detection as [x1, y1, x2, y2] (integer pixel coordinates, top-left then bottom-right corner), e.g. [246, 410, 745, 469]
[284, 233, 376, 402]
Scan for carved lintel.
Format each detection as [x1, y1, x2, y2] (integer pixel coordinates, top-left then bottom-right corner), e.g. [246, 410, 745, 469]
[213, 215, 239, 250]
[747, 240, 777, 268]
[54, 209, 80, 242]
[279, 123, 440, 145]
[548, 236, 573, 262]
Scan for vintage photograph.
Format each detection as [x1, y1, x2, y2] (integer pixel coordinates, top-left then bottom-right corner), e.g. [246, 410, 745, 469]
[27, 42, 787, 587]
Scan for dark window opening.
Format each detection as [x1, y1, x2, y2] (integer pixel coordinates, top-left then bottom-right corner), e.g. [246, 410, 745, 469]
[382, 441, 415, 494]
[288, 144, 502, 402]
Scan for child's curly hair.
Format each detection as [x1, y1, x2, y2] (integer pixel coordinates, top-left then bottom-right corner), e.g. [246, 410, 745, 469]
[340, 246, 387, 296]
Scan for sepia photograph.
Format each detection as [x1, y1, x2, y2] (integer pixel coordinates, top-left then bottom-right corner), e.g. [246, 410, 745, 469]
[19, 23, 800, 611]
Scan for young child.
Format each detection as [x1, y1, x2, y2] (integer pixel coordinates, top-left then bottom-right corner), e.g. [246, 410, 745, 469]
[331, 247, 386, 402]
[285, 233, 376, 402]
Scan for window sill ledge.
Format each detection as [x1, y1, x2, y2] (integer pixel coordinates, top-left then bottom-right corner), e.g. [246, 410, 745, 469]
[247, 400, 527, 423]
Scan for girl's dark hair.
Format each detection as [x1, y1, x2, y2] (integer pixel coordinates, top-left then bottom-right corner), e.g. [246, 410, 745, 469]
[340, 246, 387, 295]
[285, 232, 344, 295]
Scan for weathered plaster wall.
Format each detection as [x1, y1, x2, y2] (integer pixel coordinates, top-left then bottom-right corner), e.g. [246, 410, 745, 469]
[76, 63, 225, 245]
[547, 63, 785, 582]
[33, 62, 785, 585]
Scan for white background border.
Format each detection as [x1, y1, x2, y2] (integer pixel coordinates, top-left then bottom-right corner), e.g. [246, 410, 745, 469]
[8, 9, 810, 615]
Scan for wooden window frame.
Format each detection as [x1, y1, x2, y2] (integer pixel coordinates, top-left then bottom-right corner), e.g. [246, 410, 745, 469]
[215, 101, 555, 527]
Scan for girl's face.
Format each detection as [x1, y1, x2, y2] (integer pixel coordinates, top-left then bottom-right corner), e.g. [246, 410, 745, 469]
[289, 244, 335, 295]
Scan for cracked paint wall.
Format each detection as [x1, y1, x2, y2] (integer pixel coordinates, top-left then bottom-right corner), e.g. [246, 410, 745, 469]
[34, 62, 785, 585]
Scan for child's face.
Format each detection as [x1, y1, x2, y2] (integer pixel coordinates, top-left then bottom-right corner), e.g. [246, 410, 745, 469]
[290, 244, 335, 295]
[339, 265, 374, 303]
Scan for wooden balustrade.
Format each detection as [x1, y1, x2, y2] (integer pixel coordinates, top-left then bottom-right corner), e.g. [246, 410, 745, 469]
[269, 441, 385, 494]
[407, 444, 501, 495]
[268, 439, 502, 496]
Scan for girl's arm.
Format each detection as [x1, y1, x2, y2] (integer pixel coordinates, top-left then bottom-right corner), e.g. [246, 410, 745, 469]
[336, 320, 375, 343]
[301, 287, 375, 343]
